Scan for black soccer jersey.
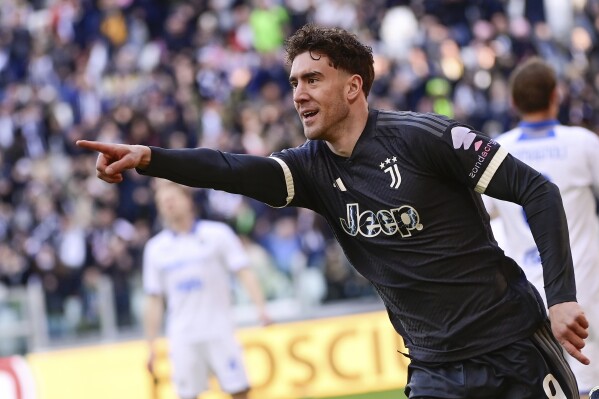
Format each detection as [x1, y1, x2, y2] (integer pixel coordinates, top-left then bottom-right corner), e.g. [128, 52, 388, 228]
[142, 109, 577, 363]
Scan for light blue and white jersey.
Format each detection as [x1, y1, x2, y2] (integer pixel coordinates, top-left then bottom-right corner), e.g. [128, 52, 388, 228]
[143, 220, 249, 342]
[485, 120, 599, 392]
[485, 120, 599, 306]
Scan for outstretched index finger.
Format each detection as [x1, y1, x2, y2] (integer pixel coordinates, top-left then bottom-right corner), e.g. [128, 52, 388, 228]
[76, 140, 117, 154]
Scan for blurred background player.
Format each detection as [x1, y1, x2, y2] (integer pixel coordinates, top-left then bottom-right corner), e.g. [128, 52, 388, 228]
[484, 57, 599, 398]
[143, 179, 270, 399]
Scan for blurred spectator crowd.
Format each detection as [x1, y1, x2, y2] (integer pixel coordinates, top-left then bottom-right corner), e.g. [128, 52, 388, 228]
[1, 0, 599, 341]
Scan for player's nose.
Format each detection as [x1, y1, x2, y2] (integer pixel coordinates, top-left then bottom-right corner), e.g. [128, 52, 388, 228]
[293, 82, 309, 103]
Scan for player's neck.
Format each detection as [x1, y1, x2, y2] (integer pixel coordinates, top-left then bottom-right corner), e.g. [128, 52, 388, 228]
[167, 218, 195, 234]
[520, 99, 558, 123]
[520, 110, 556, 123]
[325, 103, 369, 157]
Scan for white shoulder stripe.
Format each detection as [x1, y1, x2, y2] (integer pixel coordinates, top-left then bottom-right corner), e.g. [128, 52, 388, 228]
[269, 156, 295, 207]
[475, 146, 508, 194]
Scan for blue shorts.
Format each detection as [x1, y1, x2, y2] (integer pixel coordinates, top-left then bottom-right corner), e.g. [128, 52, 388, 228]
[405, 321, 578, 398]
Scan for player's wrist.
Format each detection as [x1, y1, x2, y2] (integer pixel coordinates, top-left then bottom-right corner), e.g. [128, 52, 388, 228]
[136, 145, 152, 170]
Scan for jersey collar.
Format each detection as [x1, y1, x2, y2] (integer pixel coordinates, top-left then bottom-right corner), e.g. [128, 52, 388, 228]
[165, 220, 201, 237]
[517, 119, 558, 140]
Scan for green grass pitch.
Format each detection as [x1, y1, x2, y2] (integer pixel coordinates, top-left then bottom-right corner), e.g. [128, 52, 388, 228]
[312, 389, 407, 399]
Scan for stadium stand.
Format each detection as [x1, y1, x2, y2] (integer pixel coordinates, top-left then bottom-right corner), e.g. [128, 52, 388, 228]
[1, 0, 599, 354]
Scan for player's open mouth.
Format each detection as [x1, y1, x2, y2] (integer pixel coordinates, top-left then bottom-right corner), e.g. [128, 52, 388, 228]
[302, 110, 318, 121]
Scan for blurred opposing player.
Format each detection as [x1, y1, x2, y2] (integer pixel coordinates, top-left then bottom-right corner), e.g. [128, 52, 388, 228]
[484, 57, 599, 398]
[143, 180, 270, 399]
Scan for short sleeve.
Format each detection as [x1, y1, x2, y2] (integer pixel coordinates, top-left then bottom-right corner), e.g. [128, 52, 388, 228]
[142, 241, 163, 295]
[582, 130, 599, 197]
[215, 224, 250, 272]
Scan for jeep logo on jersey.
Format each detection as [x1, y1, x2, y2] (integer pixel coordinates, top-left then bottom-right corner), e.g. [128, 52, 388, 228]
[340, 203, 423, 238]
[451, 126, 483, 150]
[379, 156, 401, 188]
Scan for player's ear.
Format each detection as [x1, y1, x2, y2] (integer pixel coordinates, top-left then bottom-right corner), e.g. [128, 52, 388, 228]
[551, 87, 560, 105]
[509, 95, 518, 114]
[347, 74, 363, 101]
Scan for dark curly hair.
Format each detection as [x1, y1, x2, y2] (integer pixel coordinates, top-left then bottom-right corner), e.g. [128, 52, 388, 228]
[284, 24, 375, 98]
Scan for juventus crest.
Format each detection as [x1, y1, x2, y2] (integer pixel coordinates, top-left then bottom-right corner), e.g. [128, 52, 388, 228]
[380, 156, 401, 189]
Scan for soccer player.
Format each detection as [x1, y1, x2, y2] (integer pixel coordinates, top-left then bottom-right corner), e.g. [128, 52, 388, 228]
[483, 57, 599, 398]
[143, 179, 270, 399]
[78, 25, 590, 398]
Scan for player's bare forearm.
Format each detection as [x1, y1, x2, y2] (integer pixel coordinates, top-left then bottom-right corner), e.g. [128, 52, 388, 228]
[548, 301, 590, 365]
[143, 295, 164, 344]
[143, 295, 164, 373]
[236, 268, 271, 325]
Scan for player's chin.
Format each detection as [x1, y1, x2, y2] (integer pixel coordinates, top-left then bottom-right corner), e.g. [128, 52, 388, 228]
[303, 126, 324, 141]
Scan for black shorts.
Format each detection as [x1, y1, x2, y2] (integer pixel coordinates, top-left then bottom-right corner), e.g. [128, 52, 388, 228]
[405, 321, 579, 398]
